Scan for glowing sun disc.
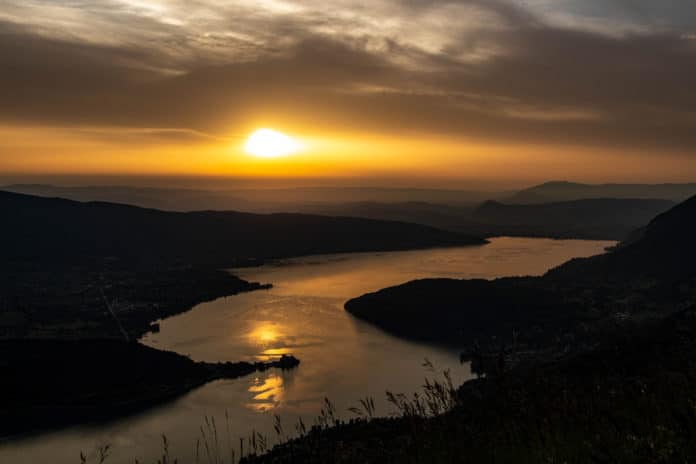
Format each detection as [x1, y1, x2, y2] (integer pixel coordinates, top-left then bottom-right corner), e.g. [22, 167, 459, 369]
[244, 128, 300, 158]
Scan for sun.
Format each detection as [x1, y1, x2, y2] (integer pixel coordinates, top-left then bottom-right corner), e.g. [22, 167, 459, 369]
[244, 128, 300, 158]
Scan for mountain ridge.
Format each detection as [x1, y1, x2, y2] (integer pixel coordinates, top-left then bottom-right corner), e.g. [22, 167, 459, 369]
[0, 190, 485, 268]
[508, 181, 696, 204]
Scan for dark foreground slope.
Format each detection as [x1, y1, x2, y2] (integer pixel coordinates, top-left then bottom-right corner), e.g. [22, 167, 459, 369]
[0, 339, 299, 437]
[246, 306, 696, 463]
[0, 190, 484, 267]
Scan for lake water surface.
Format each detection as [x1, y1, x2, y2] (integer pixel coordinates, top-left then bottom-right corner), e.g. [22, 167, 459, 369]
[1, 237, 613, 464]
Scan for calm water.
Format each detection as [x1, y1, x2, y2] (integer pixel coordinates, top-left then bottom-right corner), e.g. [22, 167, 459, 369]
[1, 237, 613, 464]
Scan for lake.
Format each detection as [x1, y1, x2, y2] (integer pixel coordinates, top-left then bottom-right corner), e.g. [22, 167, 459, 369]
[0, 237, 613, 464]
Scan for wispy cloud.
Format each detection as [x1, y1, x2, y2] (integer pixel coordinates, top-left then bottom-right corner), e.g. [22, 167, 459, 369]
[1, 0, 695, 152]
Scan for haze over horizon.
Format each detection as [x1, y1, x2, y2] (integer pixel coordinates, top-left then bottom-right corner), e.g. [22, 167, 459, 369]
[2, 0, 696, 186]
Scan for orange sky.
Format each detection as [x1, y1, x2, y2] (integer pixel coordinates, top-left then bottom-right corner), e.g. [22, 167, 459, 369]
[3, 124, 695, 187]
[2, 0, 696, 187]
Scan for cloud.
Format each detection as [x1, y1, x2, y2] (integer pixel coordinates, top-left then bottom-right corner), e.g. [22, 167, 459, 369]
[1, 1, 696, 152]
[522, 0, 696, 35]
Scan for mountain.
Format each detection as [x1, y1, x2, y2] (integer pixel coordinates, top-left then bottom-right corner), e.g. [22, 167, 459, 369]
[281, 198, 673, 240]
[1, 338, 299, 436]
[508, 181, 696, 204]
[473, 198, 675, 240]
[0, 184, 254, 212]
[298, 201, 479, 232]
[1, 184, 504, 213]
[3, 184, 685, 241]
[346, 194, 696, 346]
[0, 191, 485, 268]
[550, 193, 696, 280]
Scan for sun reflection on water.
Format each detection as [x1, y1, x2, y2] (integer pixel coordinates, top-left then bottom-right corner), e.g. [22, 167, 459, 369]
[247, 374, 284, 413]
[248, 322, 281, 345]
[261, 347, 291, 357]
[247, 321, 296, 361]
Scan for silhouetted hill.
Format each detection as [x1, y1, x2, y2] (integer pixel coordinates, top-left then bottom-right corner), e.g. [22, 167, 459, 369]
[345, 277, 563, 345]
[473, 198, 674, 240]
[0, 190, 484, 268]
[296, 198, 672, 240]
[6, 184, 683, 240]
[0, 339, 299, 437]
[550, 193, 696, 280]
[301, 201, 478, 231]
[1, 184, 503, 212]
[1, 184, 254, 212]
[508, 181, 696, 204]
[346, 194, 696, 346]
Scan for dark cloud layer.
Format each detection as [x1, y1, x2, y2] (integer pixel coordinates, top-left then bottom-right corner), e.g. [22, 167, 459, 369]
[1, 0, 696, 152]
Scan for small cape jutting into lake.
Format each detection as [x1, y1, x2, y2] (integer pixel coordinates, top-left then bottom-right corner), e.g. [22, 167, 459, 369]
[0, 339, 299, 438]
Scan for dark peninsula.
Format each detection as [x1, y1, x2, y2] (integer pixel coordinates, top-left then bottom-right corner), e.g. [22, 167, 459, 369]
[0, 339, 299, 438]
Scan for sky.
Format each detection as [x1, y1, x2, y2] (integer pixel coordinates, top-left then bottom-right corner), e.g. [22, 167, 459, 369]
[1, 0, 696, 188]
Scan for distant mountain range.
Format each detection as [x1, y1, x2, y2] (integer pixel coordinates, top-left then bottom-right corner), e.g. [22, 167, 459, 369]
[0, 184, 502, 212]
[305, 198, 674, 240]
[473, 198, 675, 240]
[0, 190, 483, 268]
[6, 181, 696, 212]
[507, 181, 696, 204]
[3, 181, 694, 240]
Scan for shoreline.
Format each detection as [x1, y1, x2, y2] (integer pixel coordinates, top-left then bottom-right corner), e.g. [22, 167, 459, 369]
[0, 339, 299, 440]
[1, 266, 272, 340]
